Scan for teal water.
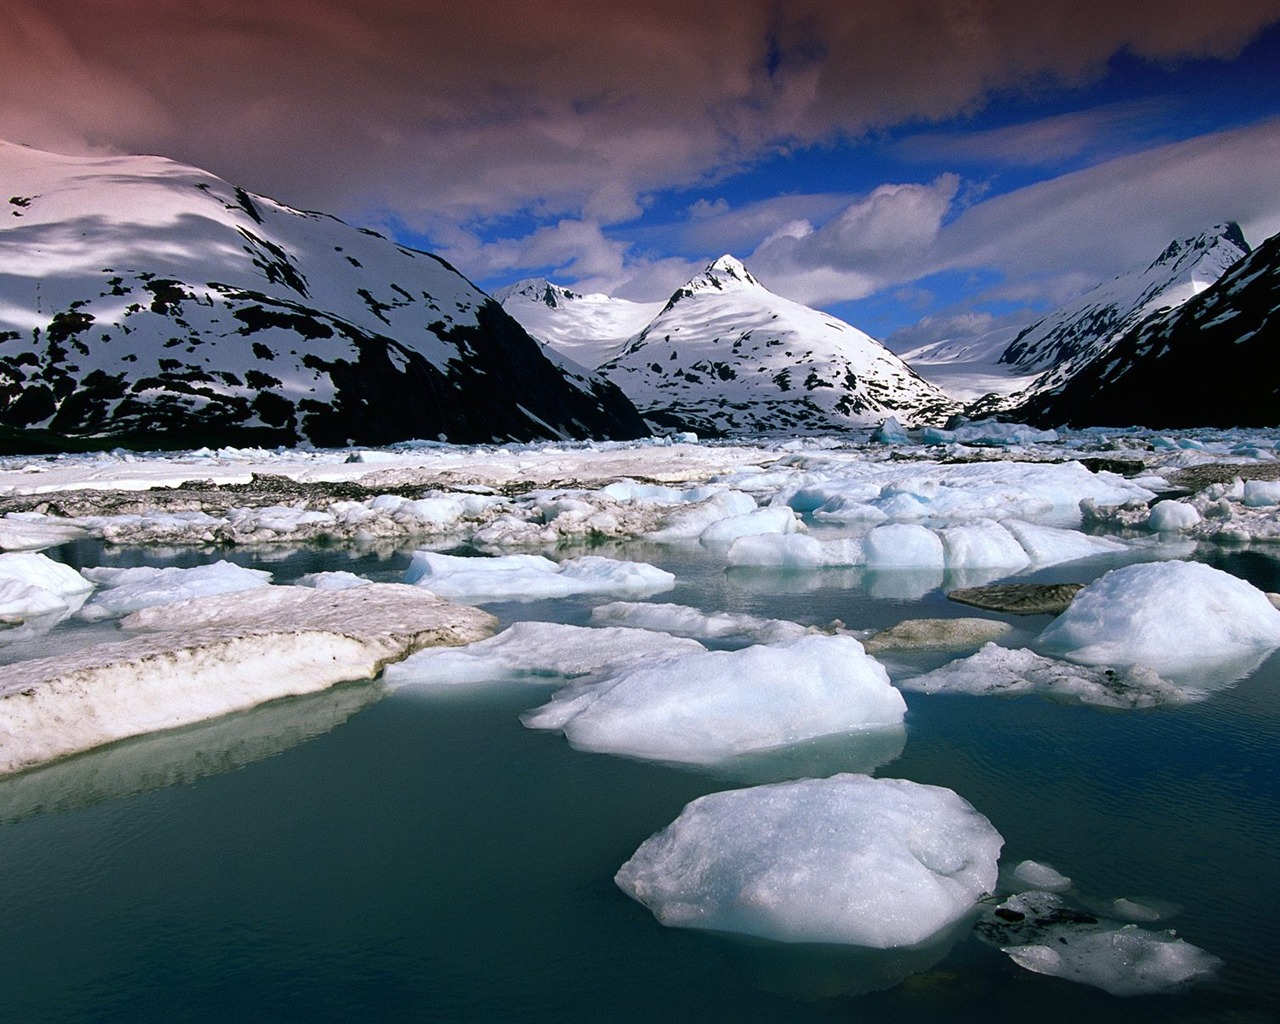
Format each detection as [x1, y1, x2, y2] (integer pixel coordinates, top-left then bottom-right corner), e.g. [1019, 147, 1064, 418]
[1, 538, 1278, 1022]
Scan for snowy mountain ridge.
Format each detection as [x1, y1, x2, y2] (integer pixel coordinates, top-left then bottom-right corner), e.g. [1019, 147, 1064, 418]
[597, 255, 958, 436]
[996, 222, 1250, 385]
[0, 140, 645, 450]
[496, 277, 664, 370]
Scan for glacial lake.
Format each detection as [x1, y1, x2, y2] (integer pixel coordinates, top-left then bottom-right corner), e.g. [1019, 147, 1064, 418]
[2, 534, 1278, 1023]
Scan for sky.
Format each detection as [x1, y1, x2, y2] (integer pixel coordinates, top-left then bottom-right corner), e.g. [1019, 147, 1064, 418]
[3, 0, 1280, 350]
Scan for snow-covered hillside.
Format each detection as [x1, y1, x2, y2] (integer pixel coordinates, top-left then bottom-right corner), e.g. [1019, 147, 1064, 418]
[896, 323, 1033, 405]
[1010, 228, 1280, 428]
[495, 279, 663, 369]
[998, 223, 1250, 383]
[0, 141, 646, 451]
[598, 256, 957, 436]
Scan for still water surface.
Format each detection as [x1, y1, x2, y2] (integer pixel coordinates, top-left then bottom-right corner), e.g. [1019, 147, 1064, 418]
[1, 537, 1278, 1022]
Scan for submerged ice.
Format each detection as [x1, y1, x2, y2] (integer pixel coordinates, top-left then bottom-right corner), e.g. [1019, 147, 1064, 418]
[616, 775, 1002, 947]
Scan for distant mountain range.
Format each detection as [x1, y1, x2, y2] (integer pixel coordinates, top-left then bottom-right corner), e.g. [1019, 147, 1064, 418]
[504, 256, 958, 436]
[0, 141, 646, 452]
[1007, 226, 1279, 428]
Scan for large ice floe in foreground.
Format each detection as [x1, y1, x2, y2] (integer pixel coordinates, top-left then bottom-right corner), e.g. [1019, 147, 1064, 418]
[522, 634, 905, 765]
[404, 550, 675, 602]
[0, 584, 496, 776]
[1037, 559, 1280, 682]
[616, 775, 1002, 947]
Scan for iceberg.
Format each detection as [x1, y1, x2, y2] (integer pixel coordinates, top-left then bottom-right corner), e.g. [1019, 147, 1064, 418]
[589, 601, 812, 644]
[522, 634, 905, 764]
[1037, 560, 1280, 679]
[616, 774, 1002, 947]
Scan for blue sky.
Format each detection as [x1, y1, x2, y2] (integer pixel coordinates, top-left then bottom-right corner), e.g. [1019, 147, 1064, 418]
[4, 1, 1280, 351]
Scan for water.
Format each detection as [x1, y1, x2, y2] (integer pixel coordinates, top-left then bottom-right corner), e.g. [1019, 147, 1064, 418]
[2, 536, 1279, 1022]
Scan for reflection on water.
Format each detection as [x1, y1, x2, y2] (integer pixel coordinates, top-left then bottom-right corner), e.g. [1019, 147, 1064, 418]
[0, 681, 382, 824]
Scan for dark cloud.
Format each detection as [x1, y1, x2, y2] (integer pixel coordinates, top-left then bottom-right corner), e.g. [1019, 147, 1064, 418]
[4, 0, 1278, 231]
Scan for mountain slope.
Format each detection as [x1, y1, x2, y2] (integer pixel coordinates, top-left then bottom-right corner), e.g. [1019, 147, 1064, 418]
[1010, 229, 1280, 428]
[999, 223, 1249, 381]
[0, 141, 646, 451]
[495, 279, 662, 369]
[598, 256, 957, 436]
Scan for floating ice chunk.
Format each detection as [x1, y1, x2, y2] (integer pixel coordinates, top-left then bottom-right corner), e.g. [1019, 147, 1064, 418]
[1147, 500, 1201, 532]
[0, 515, 89, 552]
[404, 550, 674, 602]
[0, 584, 496, 776]
[0, 578, 70, 620]
[1013, 860, 1072, 892]
[900, 643, 1190, 708]
[1002, 520, 1127, 566]
[296, 571, 371, 590]
[78, 561, 273, 621]
[1242, 479, 1280, 507]
[699, 506, 800, 546]
[938, 521, 1030, 570]
[982, 891, 1220, 996]
[385, 621, 703, 687]
[589, 601, 812, 644]
[726, 533, 863, 568]
[646, 491, 758, 541]
[523, 634, 905, 764]
[615, 775, 1002, 947]
[864, 524, 945, 569]
[871, 416, 909, 444]
[0, 551, 94, 603]
[1037, 560, 1280, 678]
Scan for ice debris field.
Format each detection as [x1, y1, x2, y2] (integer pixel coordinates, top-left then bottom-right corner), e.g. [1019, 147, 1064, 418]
[3, 423, 1280, 1002]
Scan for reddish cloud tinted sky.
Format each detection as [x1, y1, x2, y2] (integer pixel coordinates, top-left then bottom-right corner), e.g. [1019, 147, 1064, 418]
[4, 0, 1280, 342]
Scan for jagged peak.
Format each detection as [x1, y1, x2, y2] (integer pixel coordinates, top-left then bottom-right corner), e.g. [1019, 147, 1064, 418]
[659, 254, 762, 313]
[1145, 221, 1251, 274]
[494, 277, 582, 308]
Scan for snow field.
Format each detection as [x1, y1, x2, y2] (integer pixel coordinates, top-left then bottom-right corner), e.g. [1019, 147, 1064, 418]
[615, 775, 1002, 947]
[78, 561, 273, 621]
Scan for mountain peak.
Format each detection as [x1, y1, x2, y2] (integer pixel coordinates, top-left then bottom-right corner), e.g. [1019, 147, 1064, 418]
[492, 277, 582, 308]
[697, 254, 759, 289]
[1145, 221, 1250, 274]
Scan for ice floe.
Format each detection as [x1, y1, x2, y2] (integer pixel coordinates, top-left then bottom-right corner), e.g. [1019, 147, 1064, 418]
[78, 560, 273, 621]
[403, 550, 675, 602]
[522, 634, 905, 764]
[384, 620, 703, 687]
[0, 584, 496, 776]
[1037, 559, 1280, 681]
[589, 601, 813, 644]
[977, 890, 1220, 996]
[615, 774, 1002, 947]
[899, 643, 1190, 708]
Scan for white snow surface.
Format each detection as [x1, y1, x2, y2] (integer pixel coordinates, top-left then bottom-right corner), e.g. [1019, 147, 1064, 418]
[0, 584, 496, 776]
[598, 256, 957, 435]
[0, 551, 94, 602]
[615, 774, 1002, 947]
[495, 279, 663, 369]
[1037, 560, 1280, 678]
[384, 620, 704, 687]
[522, 634, 905, 764]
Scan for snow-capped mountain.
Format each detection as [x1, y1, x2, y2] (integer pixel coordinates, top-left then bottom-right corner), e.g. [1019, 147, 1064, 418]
[495, 279, 663, 369]
[894, 322, 1034, 405]
[998, 223, 1250, 381]
[1009, 228, 1279, 429]
[0, 141, 646, 451]
[596, 256, 957, 436]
